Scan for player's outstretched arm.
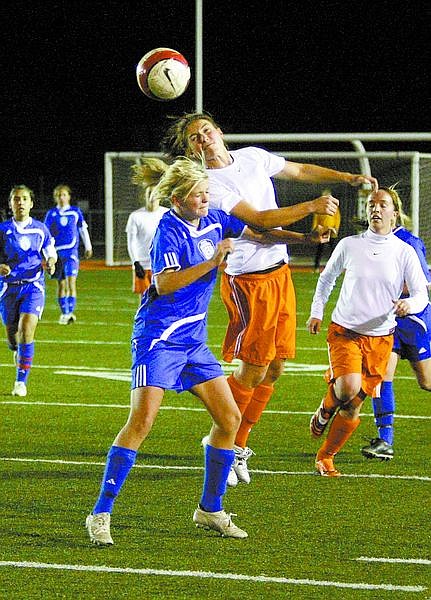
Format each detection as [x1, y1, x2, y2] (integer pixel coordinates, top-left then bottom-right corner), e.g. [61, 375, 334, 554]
[244, 224, 334, 245]
[231, 195, 339, 230]
[277, 160, 378, 191]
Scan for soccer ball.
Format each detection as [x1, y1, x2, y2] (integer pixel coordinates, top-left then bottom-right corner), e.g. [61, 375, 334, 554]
[136, 48, 191, 101]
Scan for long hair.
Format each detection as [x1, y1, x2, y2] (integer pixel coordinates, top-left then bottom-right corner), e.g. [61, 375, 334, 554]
[160, 111, 222, 160]
[53, 184, 72, 202]
[131, 157, 168, 211]
[131, 156, 208, 206]
[379, 184, 412, 229]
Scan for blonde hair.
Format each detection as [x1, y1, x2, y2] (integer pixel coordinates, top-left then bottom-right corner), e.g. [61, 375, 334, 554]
[379, 184, 412, 228]
[131, 156, 208, 207]
[53, 184, 72, 201]
[131, 157, 167, 211]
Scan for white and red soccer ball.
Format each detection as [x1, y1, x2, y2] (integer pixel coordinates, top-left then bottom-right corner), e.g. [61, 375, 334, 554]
[136, 47, 191, 101]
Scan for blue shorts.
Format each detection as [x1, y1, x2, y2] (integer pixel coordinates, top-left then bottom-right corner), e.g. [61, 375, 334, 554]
[394, 306, 431, 362]
[0, 280, 46, 326]
[52, 254, 79, 280]
[131, 338, 224, 392]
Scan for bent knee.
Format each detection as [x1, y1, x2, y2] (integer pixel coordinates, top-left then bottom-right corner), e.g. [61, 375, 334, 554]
[265, 360, 285, 383]
[127, 415, 156, 439]
[229, 410, 242, 434]
[336, 388, 360, 404]
[219, 409, 241, 437]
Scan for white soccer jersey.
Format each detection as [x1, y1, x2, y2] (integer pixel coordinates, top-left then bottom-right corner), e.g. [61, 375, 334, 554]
[207, 146, 287, 275]
[125, 206, 169, 268]
[310, 229, 429, 336]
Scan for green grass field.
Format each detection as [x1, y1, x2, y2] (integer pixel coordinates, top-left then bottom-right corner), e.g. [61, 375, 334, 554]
[1, 268, 430, 599]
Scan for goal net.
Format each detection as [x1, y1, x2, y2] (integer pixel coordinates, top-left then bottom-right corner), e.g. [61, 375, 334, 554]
[104, 150, 431, 266]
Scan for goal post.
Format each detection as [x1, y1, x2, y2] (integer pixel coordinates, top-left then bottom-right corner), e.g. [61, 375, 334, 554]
[104, 149, 431, 266]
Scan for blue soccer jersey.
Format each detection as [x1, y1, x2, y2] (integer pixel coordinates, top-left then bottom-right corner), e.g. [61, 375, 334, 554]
[393, 226, 431, 361]
[393, 226, 431, 285]
[44, 205, 87, 257]
[132, 209, 245, 347]
[0, 218, 56, 284]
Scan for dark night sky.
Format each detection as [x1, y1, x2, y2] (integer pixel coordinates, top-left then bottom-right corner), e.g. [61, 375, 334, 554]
[1, 0, 430, 208]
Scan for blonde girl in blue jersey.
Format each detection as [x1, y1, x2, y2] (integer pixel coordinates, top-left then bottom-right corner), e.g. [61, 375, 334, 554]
[86, 156, 251, 544]
[0, 185, 57, 397]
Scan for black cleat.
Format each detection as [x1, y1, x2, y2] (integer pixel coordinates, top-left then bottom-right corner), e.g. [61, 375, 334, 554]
[361, 438, 394, 461]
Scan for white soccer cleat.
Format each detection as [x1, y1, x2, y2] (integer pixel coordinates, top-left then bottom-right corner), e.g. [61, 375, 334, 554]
[11, 381, 27, 397]
[201, 435, 238, 487]
[86, 512, 114, 546]
[227, 466, 239, 487]
[233, 445, 255, 484]
[193, 506, 248, 539]
[58, 314, 69, 325]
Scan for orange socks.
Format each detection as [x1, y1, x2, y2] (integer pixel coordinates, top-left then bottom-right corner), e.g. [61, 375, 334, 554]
[323, 383, 339, 412]
[235, 383, 274, 448]
[317, 412, 360, 460]
[226, 374, 254, 415]
[226, 375, 274, 448]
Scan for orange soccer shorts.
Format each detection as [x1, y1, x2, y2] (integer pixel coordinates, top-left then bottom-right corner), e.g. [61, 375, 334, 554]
[133, 269, 152, 294]
[220, 263, 296, 366]
[325, 322, 393, 396]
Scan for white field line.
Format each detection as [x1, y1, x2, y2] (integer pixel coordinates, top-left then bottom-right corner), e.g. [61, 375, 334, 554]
[39, 339, 128, 344]
[45, 306, 135, 314]
[2, 342, 334, 350]
[1, 456, 430, 482]
[0, 399, 429, 420]
[42, 320, 132, 327]
[356, 556, 431, 565]
[37, 320, 227, 328]
[0, 364, 128, 371]
[0, 360, 418, 381]
[0, 560, 425, 592]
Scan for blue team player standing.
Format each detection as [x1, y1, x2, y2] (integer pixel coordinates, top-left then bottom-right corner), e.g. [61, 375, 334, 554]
[362, 186, 431, 460]
[86, 156, 252, 544]
[44, 184, 93, 324]
[0, 185, 57, 397]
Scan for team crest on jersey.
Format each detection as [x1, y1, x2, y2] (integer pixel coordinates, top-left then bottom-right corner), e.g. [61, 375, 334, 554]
[19, 236, 31, 251]
[60, 216, 69, 227]
[198, 239, 215, 260]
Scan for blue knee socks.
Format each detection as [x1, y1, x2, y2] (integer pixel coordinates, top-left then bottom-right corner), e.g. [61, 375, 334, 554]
[58, 297, 68, 315]
[93, 446, 137, 514]
[68, 296, 76, 313]
[372, 381, 395, 445]
[200, 444, 234, 513]
[16, 342, 34, 384]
